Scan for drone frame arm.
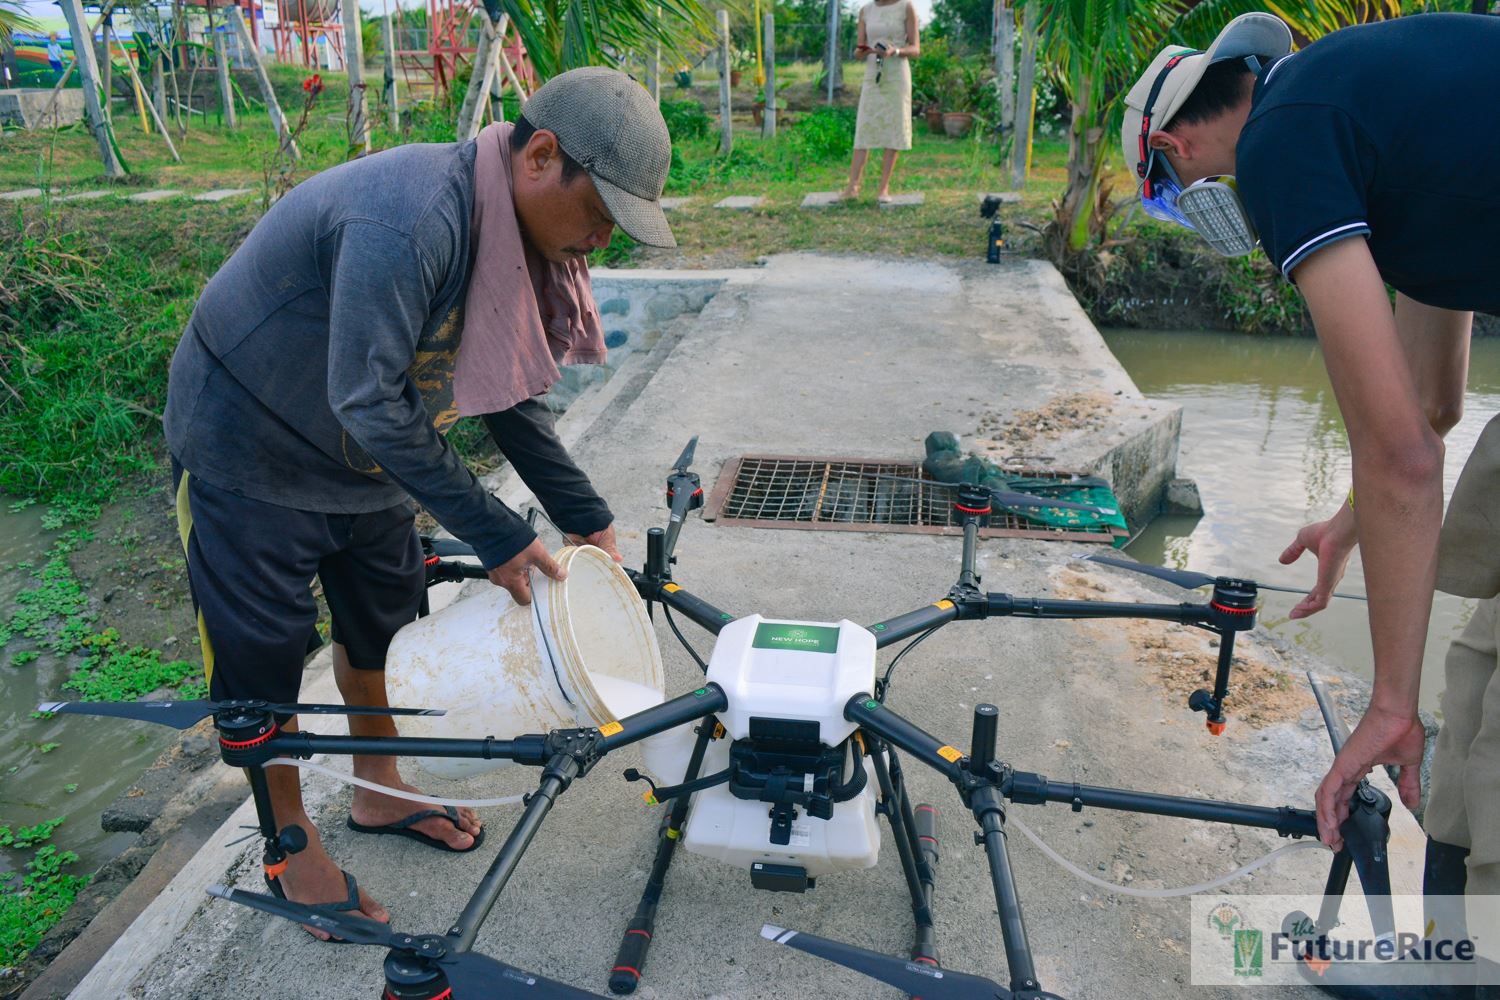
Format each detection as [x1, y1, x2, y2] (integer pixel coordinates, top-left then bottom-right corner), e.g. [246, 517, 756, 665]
[629, 568, 738, 636]
[844, 695, 1347, 995]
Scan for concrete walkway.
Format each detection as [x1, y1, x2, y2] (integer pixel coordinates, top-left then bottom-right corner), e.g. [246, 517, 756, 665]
[0, 186, 255, 204]
[63, 255, 1413, 1000]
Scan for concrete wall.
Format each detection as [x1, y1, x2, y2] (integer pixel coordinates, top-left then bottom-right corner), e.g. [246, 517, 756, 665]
[0, 88, 85, 128]
[545, 272, 727, 411]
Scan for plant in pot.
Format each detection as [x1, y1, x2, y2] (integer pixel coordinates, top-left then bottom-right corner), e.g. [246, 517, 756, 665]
[730, 48, 753, 88]
[751, 88, 787, 127]
[911, 39, 952, 134]
[939, 64, 980, 138]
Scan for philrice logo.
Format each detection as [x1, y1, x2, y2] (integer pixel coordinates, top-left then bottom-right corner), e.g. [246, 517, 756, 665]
[1234, 929, 1264, 977]
[1208, 903, 1244, 939]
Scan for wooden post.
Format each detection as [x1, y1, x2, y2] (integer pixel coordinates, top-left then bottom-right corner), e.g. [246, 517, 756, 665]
[648, 7, 661, 104]
[58, 0, 126, 176]
[226, 4, 298, 158]
[824, 0, 838, 103]
[496, 43, 527, 100]
[993, 0, 1015, 135]
[1010, 3, 1036, 189]
[486, 30, 505, 123]
[456, 12, 499, 139]
[761, 11, 776, 139]
[151, 46, 168, 129]
[112, 22, 182, 160]
[717, 8, 732, 154]
[211, 8, 238, 127]
[100, 10, 113, 123]
[341, 0, 369, 153]
[381, 11, 399, 130]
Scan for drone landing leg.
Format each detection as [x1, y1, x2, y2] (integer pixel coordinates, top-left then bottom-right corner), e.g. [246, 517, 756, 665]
[608, 722, 715, 995]
[1317, 849, 1353, 933]
[870, 741, 940, 966]
[228, 716, 308, 885]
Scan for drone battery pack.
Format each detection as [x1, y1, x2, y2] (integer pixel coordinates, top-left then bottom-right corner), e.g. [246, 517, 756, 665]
[750, 862, 813, 894]
[681, 616, 882, 879]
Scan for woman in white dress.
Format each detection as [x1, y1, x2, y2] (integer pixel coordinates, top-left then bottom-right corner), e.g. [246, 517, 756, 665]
[842, 0, 920, 202]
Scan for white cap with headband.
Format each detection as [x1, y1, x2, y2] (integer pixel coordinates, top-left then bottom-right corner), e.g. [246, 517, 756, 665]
[1120, 13, 1292, 254]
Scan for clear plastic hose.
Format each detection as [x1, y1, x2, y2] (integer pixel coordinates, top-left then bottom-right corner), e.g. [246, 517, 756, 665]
[263, 758, 527, 809]
[1008, 815, 1330, 898]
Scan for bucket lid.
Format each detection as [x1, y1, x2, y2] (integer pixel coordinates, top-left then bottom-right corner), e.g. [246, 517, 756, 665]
[533, 545, 665, 726]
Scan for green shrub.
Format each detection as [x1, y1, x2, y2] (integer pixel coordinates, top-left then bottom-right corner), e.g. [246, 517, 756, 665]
[788, 106, 855, 164]
[660, 99, 713, 142]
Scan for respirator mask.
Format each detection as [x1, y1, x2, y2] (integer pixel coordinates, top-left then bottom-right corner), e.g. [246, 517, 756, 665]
[1142, 166, 1260, 257]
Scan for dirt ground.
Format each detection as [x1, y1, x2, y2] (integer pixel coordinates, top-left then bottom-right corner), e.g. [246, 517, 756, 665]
[1049, 566, 1317, 729]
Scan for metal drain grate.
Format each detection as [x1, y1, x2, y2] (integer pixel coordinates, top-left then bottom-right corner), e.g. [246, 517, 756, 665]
[703, 455, 1127, 543]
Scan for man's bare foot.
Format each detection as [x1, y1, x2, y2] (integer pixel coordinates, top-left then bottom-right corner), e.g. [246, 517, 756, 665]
[273, 825, 389, 941]
[840, 184, 860, 200]
[349, 772, 482, 851]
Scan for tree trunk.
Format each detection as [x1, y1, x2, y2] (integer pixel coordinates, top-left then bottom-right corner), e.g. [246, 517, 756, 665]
[762, 12, 776, 138]
[993, 0, 1015, 135]
[718, 8, 733, 153]
[341, 0, 369, 153]
[382, 12, 399, 130]
[1059, 73, 1105, 253]
[211, 8, 237, 129]
[1009, 3, 1036, 189]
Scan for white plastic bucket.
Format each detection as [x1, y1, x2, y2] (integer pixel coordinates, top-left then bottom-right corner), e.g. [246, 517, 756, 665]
[384, 545, 665, 778]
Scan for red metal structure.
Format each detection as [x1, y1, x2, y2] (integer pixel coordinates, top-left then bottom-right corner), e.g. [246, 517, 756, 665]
[391, 0, 533, 101]
[268, 0, 345, 69]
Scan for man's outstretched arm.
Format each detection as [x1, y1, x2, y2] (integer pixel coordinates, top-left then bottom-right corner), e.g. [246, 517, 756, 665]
[1295, 238, 1443, 848]
[1279, 293, 1471, 617]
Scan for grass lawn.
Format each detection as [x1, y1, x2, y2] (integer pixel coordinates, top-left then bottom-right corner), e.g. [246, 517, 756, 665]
[1, 62, 1096, 270]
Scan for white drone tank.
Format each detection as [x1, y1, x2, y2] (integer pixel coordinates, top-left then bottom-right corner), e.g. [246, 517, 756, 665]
[674, 615, 882, 878]
[385, 545, 665, 778]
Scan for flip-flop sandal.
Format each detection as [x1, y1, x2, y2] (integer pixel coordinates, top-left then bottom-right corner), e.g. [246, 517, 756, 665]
[346, 805, 485, 854]
[264, 868, 368, 944]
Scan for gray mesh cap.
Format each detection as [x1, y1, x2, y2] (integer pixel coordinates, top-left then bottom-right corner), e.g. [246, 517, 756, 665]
[521, 67, 676, 249]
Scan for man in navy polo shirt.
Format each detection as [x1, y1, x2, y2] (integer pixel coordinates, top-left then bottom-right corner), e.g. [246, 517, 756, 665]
[1123, 13, 1500, 996]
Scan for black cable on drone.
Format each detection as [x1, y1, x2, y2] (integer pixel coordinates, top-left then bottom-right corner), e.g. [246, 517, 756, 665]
[875, 626, 939, 701]
[663, 604, 709, 672]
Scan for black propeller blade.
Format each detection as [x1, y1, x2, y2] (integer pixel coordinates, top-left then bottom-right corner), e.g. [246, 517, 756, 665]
[207, 886, 602, 998]
[38, 699, 444, 730]
[1084, 554, 1367, 602]
[671, 435, 698, 475]
[423, 536, 478, 558]
[759, 924, 1012, 999]
[989, 489, 1110, 515]
[874, 473, 1111, 516]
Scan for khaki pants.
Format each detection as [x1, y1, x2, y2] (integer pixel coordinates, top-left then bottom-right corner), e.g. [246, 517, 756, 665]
[1425, 597, 1500, 958]
[1426, 412, 1500, 959]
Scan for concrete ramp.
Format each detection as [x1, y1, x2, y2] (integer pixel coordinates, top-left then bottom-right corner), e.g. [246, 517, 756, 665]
[73, 256, 1370, 1000]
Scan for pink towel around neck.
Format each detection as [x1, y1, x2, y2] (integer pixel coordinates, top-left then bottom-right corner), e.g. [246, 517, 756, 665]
[452, 122, 606, 417]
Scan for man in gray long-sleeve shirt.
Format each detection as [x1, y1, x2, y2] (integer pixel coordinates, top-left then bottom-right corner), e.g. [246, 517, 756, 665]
[163, 69, 676, 931]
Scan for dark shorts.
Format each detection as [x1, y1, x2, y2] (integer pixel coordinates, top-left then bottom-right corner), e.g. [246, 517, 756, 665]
[171, 459, 425, 704]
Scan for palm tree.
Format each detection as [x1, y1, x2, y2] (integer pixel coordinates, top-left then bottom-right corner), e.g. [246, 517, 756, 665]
[493, 0, 715, 82]
[2, 0, 41, 53]
[1021, 0, 1407, 258]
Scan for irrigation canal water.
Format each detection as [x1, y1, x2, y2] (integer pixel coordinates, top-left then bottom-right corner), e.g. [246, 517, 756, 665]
[1105, 329, 1500, 716]
[0, 505, 167, 884]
